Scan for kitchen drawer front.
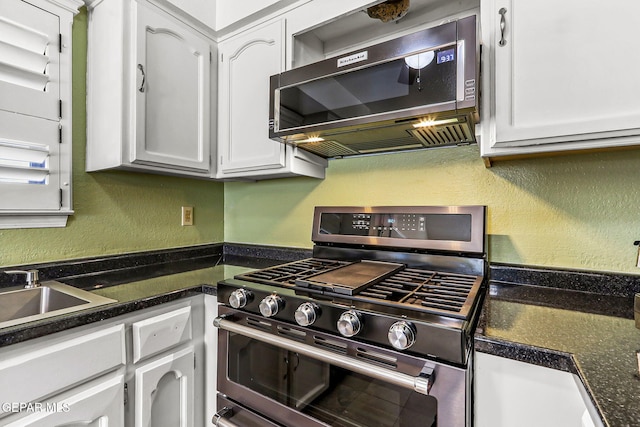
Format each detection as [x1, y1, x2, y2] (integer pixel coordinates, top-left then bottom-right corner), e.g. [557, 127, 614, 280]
[0, 324, 125, 416]
[132, 306, 192, 363]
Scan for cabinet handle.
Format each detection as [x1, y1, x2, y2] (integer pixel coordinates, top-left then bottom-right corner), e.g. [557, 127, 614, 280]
[137, 64, 146, 93]
[498, 8, 507, 46]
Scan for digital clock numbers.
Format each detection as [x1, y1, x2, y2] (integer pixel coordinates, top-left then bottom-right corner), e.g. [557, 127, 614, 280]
[437, 48, 455, 64]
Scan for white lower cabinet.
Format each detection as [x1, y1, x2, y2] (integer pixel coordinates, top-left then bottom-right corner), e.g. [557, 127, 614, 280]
[0, 295, 205, 427]
[4, 372, 125, 427]
[203, 294, 218, 424]
[134, 347, 195, 427]
[124, 297, 204, 427]
[0, 323, 126, 425]
[475, 352, 602, 427]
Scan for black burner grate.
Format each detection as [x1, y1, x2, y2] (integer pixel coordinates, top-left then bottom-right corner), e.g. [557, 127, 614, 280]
[359, 269, 482, 319]
[235, 258, 483, 320]
[236, 258, 349, 286]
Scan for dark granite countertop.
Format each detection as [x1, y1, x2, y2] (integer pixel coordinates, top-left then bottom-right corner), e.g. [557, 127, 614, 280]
[2, 246, 640, 427]
[477, 278, 640, 427]
[0, 259, 259, 348]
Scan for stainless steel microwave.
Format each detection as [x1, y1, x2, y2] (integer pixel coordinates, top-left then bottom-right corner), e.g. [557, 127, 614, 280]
[269, 15, 478, 158]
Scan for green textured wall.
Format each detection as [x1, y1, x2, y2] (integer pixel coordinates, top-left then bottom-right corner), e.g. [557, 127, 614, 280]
[0, 9, 225, 268]
[225, 146, 640, 274]
[4, 9, 640, 276]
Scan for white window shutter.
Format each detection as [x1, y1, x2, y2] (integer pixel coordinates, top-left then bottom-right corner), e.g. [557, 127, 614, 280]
[0, 0, 60, 121]
[0, 0, 80, 228]
[0, 111, 60, 211]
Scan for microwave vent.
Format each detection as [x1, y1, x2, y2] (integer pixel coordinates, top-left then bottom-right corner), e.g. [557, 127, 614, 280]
[346, 136, 423, 154]
[299, 140, 358, 158]
[407, 122, 475, 146]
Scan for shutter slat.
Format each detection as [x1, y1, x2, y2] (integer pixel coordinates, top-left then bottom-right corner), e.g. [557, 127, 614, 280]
[0, 139, 50, 185]
[0, 16, 50, 54]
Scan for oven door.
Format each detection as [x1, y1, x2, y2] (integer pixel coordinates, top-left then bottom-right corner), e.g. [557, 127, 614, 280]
[215, 307, 471, 427]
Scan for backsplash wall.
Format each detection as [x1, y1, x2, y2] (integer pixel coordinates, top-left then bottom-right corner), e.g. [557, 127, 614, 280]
[224, 146, 640, 275]
[4, 9, 640, 276]
[0, 9, 225, 268]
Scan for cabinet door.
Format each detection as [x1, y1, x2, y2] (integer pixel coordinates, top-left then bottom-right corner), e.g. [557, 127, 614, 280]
[475, 353, 600, 427]
[218, 19, 286, 175]
[4, 373, 124, 427]
[133, 1, 211, 173]
[483, 0, 640, 149]
[134, 346, 194, 427]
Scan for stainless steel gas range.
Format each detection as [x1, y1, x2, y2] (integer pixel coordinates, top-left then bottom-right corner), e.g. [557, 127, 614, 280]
[214, 206, 487, 427]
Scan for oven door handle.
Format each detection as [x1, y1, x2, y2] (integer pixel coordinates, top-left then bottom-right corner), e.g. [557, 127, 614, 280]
[213, 407, 239, 427]
[214, 316, 433, 395]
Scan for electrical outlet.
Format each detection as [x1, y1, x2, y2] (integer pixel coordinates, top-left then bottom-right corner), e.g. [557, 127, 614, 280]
[181, 206, 193, 226]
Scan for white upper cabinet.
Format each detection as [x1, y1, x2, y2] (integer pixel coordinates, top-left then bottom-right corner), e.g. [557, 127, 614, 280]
[216, 18, 327, 180]
[86, 0, 214, 178]
[217, 20, 286, 176]
[480, 0, 640, 160]
[133, 2, 211, 172]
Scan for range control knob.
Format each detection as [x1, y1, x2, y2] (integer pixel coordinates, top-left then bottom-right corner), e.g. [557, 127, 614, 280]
[388, 321, 416, 350]
[294, 302, 320, 326]
[228, 288, 252, 309]
[337, 310, 362, 337]
[259, 294, 284, 318]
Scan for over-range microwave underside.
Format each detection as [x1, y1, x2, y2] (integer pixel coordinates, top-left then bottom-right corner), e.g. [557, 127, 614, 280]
[278, 111, 477, 158]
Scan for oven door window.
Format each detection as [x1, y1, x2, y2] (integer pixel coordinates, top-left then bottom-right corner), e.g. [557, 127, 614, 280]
[228, 334, 437, 427]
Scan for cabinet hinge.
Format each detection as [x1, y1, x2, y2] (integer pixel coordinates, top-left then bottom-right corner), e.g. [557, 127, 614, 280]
[124, 383, 129, 406]
[59, 189, 63, 208]
[210, 51, 212, 63]
[194, 354, 196, 370]
[59, 34, 62, 53]
[58, 100, 62, 119]
[220, 53, 223, 62]
[58, 125, 62, 144]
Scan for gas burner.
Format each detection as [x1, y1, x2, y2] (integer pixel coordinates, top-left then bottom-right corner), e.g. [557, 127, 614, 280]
[236, 258, 483, 319]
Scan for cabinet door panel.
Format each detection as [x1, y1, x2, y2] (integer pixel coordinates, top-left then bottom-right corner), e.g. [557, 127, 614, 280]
[474, 353, 599, 427]
[218, 19, 285, 174]
[0, 324, 125, 415]
[4, 373, 124, 427]
[135, 346, 194, 427]
[487, 0, 640, 147]
[134, 2, 210, 172]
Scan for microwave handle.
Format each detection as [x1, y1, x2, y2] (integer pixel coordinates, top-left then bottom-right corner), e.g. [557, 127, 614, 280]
[214, 316, 433, 395]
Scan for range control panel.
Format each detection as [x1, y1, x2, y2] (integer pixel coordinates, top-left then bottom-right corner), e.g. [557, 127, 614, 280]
[311, 206, 486, 254]
[320, 211, 469, 241]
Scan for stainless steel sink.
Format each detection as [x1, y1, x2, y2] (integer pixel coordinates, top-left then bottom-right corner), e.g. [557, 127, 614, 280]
[0, 281, 117, 329]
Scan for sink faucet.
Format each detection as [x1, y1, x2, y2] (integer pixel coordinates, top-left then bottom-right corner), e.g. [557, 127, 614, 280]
[5, 269, 40, 288]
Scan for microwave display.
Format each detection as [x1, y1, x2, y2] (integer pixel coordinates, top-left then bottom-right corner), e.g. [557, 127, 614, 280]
[437, 48, 455, 64]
